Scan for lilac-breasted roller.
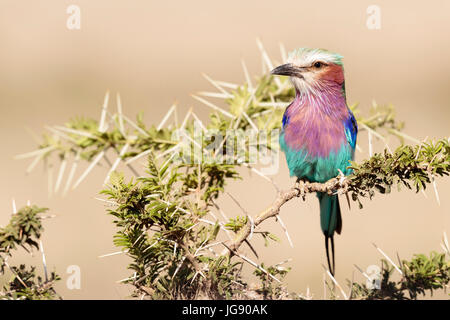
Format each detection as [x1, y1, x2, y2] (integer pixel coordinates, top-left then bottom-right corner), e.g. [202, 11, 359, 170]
[271, 48, 358, 275]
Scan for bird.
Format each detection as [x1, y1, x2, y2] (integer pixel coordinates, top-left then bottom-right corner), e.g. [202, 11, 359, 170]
[271, 48, 358, 276]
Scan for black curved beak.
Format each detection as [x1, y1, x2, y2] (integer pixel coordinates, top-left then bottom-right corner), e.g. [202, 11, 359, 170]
[270, 63, 304, 78]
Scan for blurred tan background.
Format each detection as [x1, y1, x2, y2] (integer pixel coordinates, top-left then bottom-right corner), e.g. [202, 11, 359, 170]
[0, 0, 449, 299]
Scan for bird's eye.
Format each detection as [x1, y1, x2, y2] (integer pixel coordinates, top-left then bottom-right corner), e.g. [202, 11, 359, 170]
[314, 61, 323, 68]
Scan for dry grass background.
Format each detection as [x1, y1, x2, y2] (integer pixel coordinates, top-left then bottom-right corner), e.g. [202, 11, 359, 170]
[0, 0, 449, 299]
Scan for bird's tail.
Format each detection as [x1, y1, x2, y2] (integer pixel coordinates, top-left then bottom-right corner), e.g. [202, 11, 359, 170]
[317, 192, 342, 276]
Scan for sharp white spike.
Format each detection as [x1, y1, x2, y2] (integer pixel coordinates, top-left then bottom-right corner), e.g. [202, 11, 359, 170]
[243, 164, 280, 192]
[12, 198, 17, 214]
[72, 150, 105, 190]
[359, 122, 386, 141]
[368, 130, 373, 157]
[353, 264, 372, 281]
[15, 146, 56, 160]
[157, 103, 177, 131]
[122, 114, 150, 137]
[39, 240, 48, 282]
[116, 93, 126, 137]
[104, 143, 129, 185]
[429, 173, 441, 206]
[45, 126, 78, 143]
[214, 80, 238, 90]
[26, 154, 44, 174]
[256, 38, 282, 87]
[442, 232, 449, 255]
[54, 158, 67, 193]
[53, 126, 97, 139]
[373, 243, 403, 275]
[99, 250, 128, 258]
[276, 215, 294, 248]
[198, 91, 233, 99]
[98, 91, 110, 133]
[180, 108, 192, 130]
[191, 95, 234, 118]
[323, 265, 348, 300]
[257, 101, 289, 108]
[63, 151, 80, 196]
[241, 59, 254, 94]
[125, 149, 152, 165]
[191, 112, 206, 132]
[279, 42, 287, 63]
[242, 111, 258, 131]
[389, 129, 420, 144]
[155, 144, 181, 160]
[201, 73, 230, 96]
[47, 164, 54, 198]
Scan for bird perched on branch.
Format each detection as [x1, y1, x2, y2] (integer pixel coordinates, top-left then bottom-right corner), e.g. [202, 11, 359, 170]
[271, 48, 358, 276]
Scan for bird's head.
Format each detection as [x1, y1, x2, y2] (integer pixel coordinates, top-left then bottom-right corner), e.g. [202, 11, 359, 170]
[271, 48, 345, 95]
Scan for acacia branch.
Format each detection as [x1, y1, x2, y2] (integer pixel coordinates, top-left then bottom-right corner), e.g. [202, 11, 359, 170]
[221, 177, 346, 256]
[222, 138, 450, 257]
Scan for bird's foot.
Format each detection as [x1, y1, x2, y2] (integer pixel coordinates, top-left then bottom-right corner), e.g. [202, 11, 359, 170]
[336, 169, 351, 193]
[336, 169, 351, 210]
[295, 178, 307, 201]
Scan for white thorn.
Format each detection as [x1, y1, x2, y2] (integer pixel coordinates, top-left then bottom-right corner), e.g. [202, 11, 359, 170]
[47, 164, 54, 198]
[157, 104, 176, 131]
[125, 149, 152, 165]
[15, 146, 56, 160]
[62, 151, 80, 196]
[201, 73, 229, 96]
[276, 215, 293, 248]
[191, 112, 207, 132]
[122, 114, 150, 137]
[98, 250, 129, 258]
[12, 198, 17, 214]
[104, 143, 129, 185]
[373, 243, 403, 275]
[214, 80, 238, 89]
[191, 95, 234, 119]
[180, 108, 192, 130]
[54, 158, 67, 193]
[72, 150, 105, 190]
[98, 91, 110, 133]
[256, 38, 282, 87]
[279, 42, 287, 63]
[26, 154, 44, 174]
[242, 111, 258, 131]
[53, 126, 97, 139]
[256, 101, 289, 108]
[323, 266, 348, 300]
[39, 240, 48, 282]
[429, 173, 441, 206]
[241, 59, 254, 94]
[116, 93, 126, 138]
[155, 144, 181, 160]
[198, 91, 233, 99]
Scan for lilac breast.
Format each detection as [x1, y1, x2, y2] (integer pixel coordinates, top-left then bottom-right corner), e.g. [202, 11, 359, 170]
[282, 91, 349, 158]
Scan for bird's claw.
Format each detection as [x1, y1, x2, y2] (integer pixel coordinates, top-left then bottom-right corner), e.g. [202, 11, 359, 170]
[337, 169, 347, 187]
[295, 179, 307, 201]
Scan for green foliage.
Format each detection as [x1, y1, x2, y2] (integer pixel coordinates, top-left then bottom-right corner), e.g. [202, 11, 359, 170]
[0, 205, 60, 300]
[16, 48, 450, 300]
[348, 139, 450, 208]
[101, 158, 247, 299]
[350, 252, 450, 300]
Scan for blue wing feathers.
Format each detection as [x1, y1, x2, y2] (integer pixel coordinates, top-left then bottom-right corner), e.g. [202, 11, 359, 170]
[344, 110, 358, 149]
